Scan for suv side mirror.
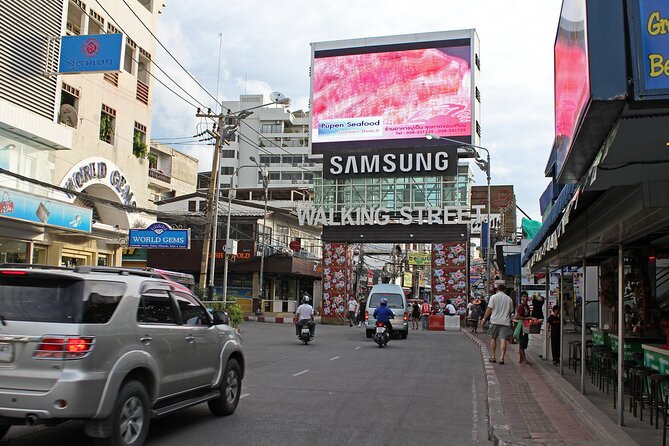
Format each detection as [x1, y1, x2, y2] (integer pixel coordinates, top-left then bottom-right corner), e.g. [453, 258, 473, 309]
[212, 310, 229, 325]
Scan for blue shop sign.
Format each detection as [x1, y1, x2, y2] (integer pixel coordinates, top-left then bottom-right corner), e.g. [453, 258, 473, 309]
[59, 33, 124, 74]
[631, 0, 669, 98]
[129, 222, 190, 249]
[0, 187, 92, 233]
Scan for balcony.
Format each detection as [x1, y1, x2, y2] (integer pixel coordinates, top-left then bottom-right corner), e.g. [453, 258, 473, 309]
[149, 168, 171, 184]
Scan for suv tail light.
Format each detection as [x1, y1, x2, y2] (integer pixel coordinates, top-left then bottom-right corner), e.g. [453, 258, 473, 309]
[34, 337, 95, 360]
[403, 312, 409, 321]
[364, 311, 368, 321]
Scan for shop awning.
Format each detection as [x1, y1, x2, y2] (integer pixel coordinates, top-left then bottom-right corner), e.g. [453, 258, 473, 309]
[521, 183, 578, 266]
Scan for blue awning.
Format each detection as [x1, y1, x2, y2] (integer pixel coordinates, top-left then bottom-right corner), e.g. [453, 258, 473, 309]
[521, 183, 578, 266]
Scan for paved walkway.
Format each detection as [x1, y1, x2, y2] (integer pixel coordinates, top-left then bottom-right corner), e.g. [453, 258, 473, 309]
[465, 331, 639, 445]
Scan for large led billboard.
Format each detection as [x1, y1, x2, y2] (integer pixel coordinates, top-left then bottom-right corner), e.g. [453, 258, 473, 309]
[554, 0, 590, 179]
[311, 30, 477, 163]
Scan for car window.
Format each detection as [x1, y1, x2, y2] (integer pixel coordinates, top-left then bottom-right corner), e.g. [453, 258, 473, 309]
[0, 275, 84, 323]
[172, 291, 210, 326]
[81, 281, 126, 324]
[368, 292, 405, 309]
[137, 290, 178, 325]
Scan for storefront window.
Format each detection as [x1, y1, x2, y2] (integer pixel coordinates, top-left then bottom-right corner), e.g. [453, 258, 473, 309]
[62, 256, 85, 268]
[0, 239, 28, 263]
[97, 254, 110, 266]
[32, 245, 48, 264]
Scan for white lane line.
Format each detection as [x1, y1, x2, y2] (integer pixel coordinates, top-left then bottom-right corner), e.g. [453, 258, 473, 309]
[329, 356, 340, 361]
[292, 369, 309, 377]
[471, 374, 479, 444]
[240, 393, 250, 399]
[354, 346, 361, 350]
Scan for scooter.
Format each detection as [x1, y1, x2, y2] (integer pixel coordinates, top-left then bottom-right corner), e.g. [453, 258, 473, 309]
[373, 322, 389, 348]
[298, 325, 313, 345]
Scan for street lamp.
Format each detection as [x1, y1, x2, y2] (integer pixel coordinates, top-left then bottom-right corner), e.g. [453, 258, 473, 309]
[249, 155, 269, 315]
[425, 134, 492, 301]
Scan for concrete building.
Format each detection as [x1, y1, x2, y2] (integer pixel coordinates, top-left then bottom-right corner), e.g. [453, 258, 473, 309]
[0, 0, 176, 268]
[147, 141, 199, 203]
[219, 94, 315, 193]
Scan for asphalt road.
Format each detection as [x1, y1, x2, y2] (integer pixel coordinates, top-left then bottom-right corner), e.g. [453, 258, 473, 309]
[1, 323, 489, 446]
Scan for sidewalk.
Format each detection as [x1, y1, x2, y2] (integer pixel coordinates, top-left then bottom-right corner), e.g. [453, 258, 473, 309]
[464, 331, 639, 445]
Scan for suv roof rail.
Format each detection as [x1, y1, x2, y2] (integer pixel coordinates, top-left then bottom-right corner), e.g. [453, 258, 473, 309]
[74, 266, 162, 278]
[0, 263, 73, 271]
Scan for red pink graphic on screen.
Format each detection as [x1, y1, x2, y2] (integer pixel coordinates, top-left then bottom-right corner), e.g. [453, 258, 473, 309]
[312, 47, 472, 143]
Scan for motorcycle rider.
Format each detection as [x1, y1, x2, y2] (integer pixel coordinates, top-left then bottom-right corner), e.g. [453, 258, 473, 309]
[294, 295, 316, 338]
[373, 297, 395, 332]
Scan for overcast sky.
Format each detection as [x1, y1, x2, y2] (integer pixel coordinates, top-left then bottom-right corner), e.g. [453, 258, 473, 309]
[151, 0, 564, 221]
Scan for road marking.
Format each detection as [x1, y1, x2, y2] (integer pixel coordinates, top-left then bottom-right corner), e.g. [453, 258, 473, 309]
[292, 369, 309, 377]
[240, 393, 250, 399]
[329, 356, 340, 361]
[471, 374, 479, 444]
[354, 346, 361, 350]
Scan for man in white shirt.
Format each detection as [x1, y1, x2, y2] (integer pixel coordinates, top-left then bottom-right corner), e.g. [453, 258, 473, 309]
[445, 302, 457, 316]
[347, 297, 358, 327]
[295, 296, 316, 337]
[480, 284, 514, 365]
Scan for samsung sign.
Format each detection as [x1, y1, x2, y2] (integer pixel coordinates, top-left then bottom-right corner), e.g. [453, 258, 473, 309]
[58, 34, 124, 74]
[323, 147, 457, 179]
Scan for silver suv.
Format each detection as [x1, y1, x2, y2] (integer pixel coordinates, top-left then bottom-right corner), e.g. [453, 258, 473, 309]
[0, 266, 244, 446]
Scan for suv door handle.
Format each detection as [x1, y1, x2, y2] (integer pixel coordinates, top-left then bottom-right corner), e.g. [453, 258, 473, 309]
[140, 336, 152, 344]
[185, 335, 195, 343]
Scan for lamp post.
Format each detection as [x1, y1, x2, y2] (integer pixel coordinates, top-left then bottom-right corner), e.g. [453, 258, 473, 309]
[250, 156, 269, 315]
[221, 164, 256, 304]
[196, 92, 290, 298]
[425, 134, 492, 301]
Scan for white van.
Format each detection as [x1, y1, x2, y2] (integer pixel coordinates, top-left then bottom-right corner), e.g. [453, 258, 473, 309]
[364, 284, 409, 339]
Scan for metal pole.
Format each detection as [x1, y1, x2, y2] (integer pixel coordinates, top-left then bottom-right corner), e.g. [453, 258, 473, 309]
[617, 244, 624, 425]
[485, 152, 491, 301]
[257, 172, 268, 314]
[198, 117, 224, 291]
[560, 268, 564, 375]
[208, 145, 223, 299]
[544, 266, 550, 360]
[222, 189, 233, 304]
[581, 257, 587, 394]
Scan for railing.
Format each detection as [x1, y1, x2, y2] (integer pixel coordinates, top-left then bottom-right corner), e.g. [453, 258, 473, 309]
[136, 80, 149, 105]
[148, 168, 171, 183]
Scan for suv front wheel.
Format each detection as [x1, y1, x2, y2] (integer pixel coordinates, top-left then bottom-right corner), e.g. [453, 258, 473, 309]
[208, 359, 241, 416]
[94, 380, 150, 446]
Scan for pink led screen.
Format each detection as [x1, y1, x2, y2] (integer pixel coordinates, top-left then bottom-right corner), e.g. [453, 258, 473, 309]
[311, 41, 472, 151]
[554, 0, 590, 175]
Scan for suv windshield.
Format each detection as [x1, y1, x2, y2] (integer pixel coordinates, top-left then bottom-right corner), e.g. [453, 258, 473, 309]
[0, 276, 126, 323]
[368, 293, 404, 309]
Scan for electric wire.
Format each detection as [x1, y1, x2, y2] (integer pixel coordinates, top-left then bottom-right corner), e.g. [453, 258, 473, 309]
[116, 0, 221, 106]
[78, 2, 208, 111]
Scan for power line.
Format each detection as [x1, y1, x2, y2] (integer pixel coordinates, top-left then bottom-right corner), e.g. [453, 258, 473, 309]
[80, 2, 208, 111]
[116, 0, 220, 106]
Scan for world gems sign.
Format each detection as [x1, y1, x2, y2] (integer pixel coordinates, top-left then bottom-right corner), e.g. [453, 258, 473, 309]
[129, 223, 190, 249]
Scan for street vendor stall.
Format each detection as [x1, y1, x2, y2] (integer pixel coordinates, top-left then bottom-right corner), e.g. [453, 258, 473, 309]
[643, 344, 669, 374]
[608, 335, 663, 361]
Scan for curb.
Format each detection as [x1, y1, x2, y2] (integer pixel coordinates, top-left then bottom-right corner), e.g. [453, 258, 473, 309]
[243, 315, 322, 324]
[463, 331, 514, 445]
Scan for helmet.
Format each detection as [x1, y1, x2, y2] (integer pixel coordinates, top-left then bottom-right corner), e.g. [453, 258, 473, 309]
[303, 295, 310, 304]
[380, 297, 388, 306]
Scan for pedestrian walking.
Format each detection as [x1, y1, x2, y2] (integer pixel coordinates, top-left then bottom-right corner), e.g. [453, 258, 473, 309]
[515, 291, 534, 365]
[356, 297, 366, 327]
[411, 300, 420, 330]
[466, 299, 483, 333]
[347, 296, 358, 327]
[420, 299, 431, 330]
[548, 305, 561, 365]
[480, 284, 514, 365]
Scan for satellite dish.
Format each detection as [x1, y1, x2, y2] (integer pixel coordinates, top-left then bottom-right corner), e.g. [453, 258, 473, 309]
[59, 104, 78, 128]
[269, 91, 285, 103]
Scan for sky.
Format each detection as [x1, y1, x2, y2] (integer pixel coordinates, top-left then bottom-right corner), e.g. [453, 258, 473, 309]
[151, 0, 564, 222]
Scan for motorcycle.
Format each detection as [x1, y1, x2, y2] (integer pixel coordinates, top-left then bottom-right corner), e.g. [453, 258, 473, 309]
[298, 324, 313, 345]
[373, 322, 389, 348]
